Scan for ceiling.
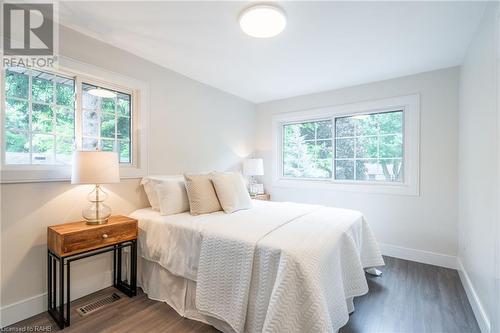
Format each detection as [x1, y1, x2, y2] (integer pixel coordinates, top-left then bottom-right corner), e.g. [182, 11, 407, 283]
[59, 1, 487, 103]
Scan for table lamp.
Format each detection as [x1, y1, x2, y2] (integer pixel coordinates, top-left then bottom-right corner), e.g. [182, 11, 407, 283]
[71, 151, 120, 224]
[243, 158, 264, 195]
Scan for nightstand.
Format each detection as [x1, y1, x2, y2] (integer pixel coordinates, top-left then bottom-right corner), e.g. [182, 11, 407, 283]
[251, 193, 270, 201]
[47, 215, 138, 329]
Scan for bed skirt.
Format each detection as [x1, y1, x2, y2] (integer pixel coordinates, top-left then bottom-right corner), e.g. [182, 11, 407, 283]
[138, 256, 355, 333]
[138, 256, 235, 332]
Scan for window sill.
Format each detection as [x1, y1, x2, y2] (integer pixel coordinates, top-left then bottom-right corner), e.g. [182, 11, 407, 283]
[0, 165, 146, 184]
[272, 178, 419, 196]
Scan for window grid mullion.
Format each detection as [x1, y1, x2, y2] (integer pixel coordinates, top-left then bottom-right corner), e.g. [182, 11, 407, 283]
[28, 69, 33, 164]
[74, 76, 83, 151]
[114, 94, 118, 154]
[377, 114, 381, 177]
[5, 95, 31, 104]
[52, 74, 57, 163]
[97, 95, 102, 151]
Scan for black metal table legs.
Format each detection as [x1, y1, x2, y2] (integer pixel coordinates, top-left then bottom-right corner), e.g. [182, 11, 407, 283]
[47, 251, 66, 329]
[47, 240, 137, 329]
[113, 241, 137, 297]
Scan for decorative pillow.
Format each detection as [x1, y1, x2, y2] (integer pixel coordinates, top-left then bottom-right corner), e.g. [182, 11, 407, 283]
[140, 175, 183, 211]
[155, 178, 190, 215]
[211, 172, 252, 213]
[184, 173, 222, 215]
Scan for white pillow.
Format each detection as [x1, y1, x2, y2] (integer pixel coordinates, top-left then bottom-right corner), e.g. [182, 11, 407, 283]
[140, 175, 183, 210]
[211, 172, 252, 213]
[155, 178, 190, 215]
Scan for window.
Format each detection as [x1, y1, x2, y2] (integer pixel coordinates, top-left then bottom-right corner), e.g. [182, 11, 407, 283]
[4, 67, 75, 165]
[2, 67, 133, 166]
[81, 83, 132, 163]
[273, 95, 419, 195]
[1, 59, 148, 183]
[334, 111, 403, 182]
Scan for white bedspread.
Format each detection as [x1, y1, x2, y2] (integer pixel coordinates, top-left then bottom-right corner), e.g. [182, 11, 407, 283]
[195, 203, 384, 333]
[130, 201, 318, 281]
[132, 201, 384, 333]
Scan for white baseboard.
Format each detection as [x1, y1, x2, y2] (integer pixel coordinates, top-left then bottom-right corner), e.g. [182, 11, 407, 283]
[1, 269, 113, 328]
[379, 243, 458, 269]
[456, 258, 491, 333]
[0, 293, 47, 328]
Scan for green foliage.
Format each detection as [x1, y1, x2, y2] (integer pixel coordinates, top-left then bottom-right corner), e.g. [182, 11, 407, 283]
[32, 77, 53, 103]
[101, 139, 114, 151]
[5, 99, 29, 131]
[32, 104, 53, 133]
[283, 121, 332, 178]
[100, 113, 116, 138]
[5, 70, 28, 98]
[56, 81, 75, 107]
[117, 97, 130, 117]
[32, 134, 53, 153]
[101, 98, 116, 113]
[117, 116, 130, 139]
[119, 140, 131, 163]
[56, 137, 73, 155]
[56, 108, 74, 136]
[6, 131, 29, 152]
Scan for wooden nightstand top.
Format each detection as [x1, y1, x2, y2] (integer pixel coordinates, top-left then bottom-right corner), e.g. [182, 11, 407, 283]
[251, 194, 270, 201]
[48, 215, 138, 257]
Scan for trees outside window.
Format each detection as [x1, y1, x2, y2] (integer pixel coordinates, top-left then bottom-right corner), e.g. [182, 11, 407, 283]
[2, 67, 133, 165]
[4, 67, 75, 165]
[283, 120, 332, 179]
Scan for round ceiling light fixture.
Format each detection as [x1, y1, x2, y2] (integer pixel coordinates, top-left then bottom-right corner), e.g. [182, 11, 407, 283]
[239, 5, 286, 38]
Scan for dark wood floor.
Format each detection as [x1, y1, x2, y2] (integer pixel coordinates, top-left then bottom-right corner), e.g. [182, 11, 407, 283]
[9, 256, 479, 333]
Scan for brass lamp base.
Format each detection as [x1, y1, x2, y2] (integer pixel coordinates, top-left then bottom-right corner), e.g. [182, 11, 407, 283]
[84, 218, 109, 225]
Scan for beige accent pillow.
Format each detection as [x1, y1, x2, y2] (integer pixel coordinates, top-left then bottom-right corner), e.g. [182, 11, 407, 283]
[184, 173, 222, 215]
[211, 172, 252, 213]
[155, 178, 190, 215]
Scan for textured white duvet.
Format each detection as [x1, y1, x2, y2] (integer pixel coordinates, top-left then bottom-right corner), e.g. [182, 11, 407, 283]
[132, 200, 384, 333]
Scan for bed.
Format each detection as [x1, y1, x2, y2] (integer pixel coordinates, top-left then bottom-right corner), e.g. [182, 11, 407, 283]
[130, 199, 384, 333]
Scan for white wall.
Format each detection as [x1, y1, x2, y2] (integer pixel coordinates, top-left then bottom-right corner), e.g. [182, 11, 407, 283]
[256, 67, 459, 259]
[0, 25, 256, 326]
[458, 3, 499, 333]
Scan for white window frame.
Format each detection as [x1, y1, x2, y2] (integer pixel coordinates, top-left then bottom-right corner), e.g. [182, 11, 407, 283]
[272, 94, 420, 195]
[0, 56, 149, 183]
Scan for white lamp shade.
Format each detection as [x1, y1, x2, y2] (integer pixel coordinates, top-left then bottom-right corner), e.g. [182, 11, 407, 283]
[243, 158, 264, 176]
[71, 151, 120, 184]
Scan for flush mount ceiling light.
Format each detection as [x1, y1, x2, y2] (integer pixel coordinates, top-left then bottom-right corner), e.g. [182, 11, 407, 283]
[87, 87, 116, 98]
[239, 5, 286, 38]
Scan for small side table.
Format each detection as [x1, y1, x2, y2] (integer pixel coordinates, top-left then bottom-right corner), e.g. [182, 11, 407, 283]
[47, 215, 138, 329]
[251, 193, 270, 201]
